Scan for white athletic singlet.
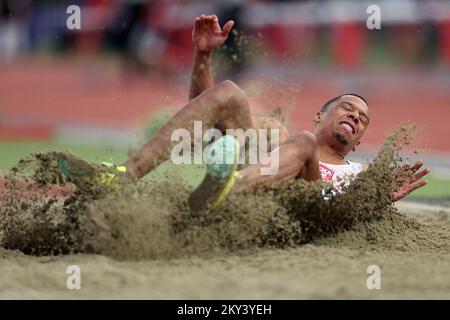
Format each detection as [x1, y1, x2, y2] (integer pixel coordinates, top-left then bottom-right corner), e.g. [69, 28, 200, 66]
[319, 160, 364, 197]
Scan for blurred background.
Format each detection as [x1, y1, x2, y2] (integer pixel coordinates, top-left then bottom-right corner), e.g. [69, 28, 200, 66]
[1, 0, 450, 202]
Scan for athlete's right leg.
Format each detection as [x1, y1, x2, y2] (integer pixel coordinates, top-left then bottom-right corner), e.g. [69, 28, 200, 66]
[123, 80, 255, 179]
[188, 130, 320, 212]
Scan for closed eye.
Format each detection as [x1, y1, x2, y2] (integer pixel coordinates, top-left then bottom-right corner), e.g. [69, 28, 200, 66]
[360, 116, 369, 126]
[342, 103, 353, 111]
[342, 102, 369, 126]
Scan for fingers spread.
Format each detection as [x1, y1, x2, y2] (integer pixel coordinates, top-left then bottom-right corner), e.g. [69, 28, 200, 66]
[397, 161, 426, 182]
[413, 168, 430, 181]
[407, 179, 428, 194]
[410, 160, 424, 172]
[196, 15, 233, 35]
[222, 20, 235, 36]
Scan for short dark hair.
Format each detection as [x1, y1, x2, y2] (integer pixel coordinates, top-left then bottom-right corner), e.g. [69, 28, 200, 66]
[320, 94, 368, 113]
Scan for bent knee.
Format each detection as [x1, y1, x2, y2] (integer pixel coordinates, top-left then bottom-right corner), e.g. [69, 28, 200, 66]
[217, 80, 240, 91]
[286, 131, 317, 155]
[214, 80, 247, 104]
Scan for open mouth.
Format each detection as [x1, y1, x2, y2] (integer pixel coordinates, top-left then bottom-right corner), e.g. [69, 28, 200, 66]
[339, 121, 355, 135]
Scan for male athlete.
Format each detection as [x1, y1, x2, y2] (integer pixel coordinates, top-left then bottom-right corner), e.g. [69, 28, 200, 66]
[116, 15, 429, 211]
[1, 15, 430, 211]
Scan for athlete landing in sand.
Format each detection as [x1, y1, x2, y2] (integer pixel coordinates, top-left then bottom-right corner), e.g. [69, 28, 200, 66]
[117, 15, 429, 210]
[120, 15, 430, 211]
[1, 15, 430, 211]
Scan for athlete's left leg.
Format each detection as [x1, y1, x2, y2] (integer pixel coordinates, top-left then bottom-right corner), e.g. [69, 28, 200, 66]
[123, 80, 254, 179]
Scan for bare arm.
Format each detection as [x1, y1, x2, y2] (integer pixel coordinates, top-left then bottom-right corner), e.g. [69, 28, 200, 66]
[189, 50, 214, 100]
[189, 15, 234, 101]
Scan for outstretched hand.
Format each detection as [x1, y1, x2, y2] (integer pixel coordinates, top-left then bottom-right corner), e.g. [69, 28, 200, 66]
[192, 15, 234, 52]
[392, 160, 430, 202]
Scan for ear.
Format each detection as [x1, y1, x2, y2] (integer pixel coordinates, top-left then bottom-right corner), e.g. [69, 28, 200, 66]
[352, 141, 361, 152]
[313, 112, 321, 126]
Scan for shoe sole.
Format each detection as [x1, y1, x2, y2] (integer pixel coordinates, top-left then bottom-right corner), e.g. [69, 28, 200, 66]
[188, 135, 240, 212]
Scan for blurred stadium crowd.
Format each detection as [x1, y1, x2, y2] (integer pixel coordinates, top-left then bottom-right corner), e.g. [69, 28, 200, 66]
[1, 0, 450, 74]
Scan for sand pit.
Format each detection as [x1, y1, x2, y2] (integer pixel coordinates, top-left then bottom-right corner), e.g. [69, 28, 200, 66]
[0, 129, 449, 299]
[0, 203, 449, 299]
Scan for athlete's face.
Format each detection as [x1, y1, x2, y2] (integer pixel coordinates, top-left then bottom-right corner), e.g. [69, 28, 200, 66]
[314, 95, 369, 154]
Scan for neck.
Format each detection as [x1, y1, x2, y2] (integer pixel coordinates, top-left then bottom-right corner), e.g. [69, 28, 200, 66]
[317, 141, 347, 164]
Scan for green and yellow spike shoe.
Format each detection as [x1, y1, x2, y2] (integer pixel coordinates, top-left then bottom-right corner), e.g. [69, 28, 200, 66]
[97, 162, 128, 191]
[188, 135, 242, 213]
[57, 157, 128, 193]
